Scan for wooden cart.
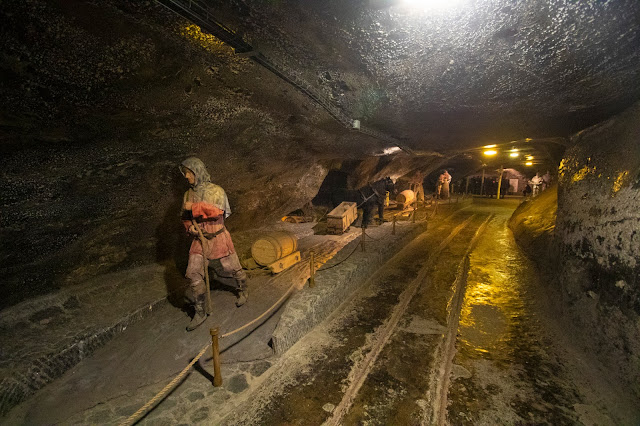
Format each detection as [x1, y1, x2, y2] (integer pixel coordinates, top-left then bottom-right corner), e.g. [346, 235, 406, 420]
[327, 201, 358, 234]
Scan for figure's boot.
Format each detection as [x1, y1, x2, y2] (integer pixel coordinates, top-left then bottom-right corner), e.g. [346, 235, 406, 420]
[186, 295, 208, 331]
[235, 280, 248, 307]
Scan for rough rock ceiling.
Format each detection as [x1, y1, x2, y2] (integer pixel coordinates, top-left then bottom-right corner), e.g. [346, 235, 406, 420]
[209, 0, 640, 153]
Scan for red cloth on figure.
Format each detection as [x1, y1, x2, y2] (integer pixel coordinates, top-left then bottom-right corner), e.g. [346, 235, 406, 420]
[183, 202, 236, 259]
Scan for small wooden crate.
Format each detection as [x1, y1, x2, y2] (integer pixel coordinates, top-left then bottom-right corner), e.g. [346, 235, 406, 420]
[327, 201, 358, 234]
[267, 251, 301, 273]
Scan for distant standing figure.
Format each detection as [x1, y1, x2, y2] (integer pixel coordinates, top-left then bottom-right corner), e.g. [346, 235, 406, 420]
[440, 170, 452, 199]
[409, 170, 425, 204]
[180, 157, 248, 332]
[542, 171, 552, 191]
[529, 173, 543, 197]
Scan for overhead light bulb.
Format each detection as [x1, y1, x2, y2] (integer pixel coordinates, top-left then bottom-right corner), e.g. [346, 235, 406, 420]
[483, 144, 496, 148]
[525, 161, 533, 166]
[483, 150, 497, 156]
[510, 152, 520, 158]
[526, 155, 534, 160]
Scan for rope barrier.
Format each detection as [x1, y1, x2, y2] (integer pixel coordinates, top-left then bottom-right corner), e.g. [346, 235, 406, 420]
[220, 281, 297, 339]
[363, 231, 381, 241]
[120, 279, 298, 425]
[317, 240, 362, 272]
[119, 343, 210, 426]
[120, 199, 454, 424]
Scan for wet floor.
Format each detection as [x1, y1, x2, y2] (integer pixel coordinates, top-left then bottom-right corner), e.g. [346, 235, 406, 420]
[6, 199, 638, 425]
[228, 198, 639, 425]
[449, 206, 585, 425]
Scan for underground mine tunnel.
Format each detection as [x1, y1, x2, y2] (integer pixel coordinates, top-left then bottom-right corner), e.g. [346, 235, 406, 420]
[1, 0, 639, 424]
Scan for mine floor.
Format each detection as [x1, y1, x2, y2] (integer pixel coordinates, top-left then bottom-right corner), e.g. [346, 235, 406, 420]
[225, 198, 640, 426]
[4, 198, 639, 425]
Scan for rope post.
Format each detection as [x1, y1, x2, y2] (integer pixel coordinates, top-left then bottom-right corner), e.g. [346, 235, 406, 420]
[392, 214, 397, 235]
[210, 328, 222, 387]
[412, 199, 417, 223]
[309, 251, 315, 288]
[361, 226, 366, 252]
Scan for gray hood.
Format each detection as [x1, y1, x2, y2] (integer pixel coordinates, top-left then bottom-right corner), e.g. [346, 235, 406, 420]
[180, 157, 232, 218]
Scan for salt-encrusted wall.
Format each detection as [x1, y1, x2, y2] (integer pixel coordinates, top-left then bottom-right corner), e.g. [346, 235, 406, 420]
[513, 101, 640, 396]
[556, 102, 640, 306]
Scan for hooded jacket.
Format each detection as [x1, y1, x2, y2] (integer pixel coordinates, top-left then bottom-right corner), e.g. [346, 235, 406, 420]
[180, 157, 235, 259]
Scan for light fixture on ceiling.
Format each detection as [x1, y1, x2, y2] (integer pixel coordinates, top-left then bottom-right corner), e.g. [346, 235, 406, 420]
[483, 144, 497, 148]
[510, 152, 520, 158]
[525, 161, 533, 166]
[483, 149, 497, 156]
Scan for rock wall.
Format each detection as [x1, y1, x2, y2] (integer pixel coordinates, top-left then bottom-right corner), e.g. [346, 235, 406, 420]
[0, 0, 395, 309]
[510, 101, 640, 397]
[556, 102, 640, 310]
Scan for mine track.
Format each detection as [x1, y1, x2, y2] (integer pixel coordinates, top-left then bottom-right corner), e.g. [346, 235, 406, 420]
[324, 213, 492, 426]
[429, 214, 494, 425]
[223, 211, 492, 425]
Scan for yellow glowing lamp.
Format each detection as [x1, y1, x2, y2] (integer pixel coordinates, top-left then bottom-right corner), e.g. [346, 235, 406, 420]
[509, 152, 520, 158]
[525, 155, 534, 160]
[483, 150, 497, 156]
[483, 144, 497, 148]
[525, 161, 533, 166]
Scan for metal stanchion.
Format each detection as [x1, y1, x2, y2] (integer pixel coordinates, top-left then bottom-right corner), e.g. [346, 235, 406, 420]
[361, 227, 366, 252]
[309, 251, 315, 288]
[210, 328, 222, 387]
[392, 214, 397, 235]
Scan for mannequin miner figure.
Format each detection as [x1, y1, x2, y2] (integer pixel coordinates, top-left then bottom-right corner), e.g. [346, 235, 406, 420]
[180, 157, 248, 332]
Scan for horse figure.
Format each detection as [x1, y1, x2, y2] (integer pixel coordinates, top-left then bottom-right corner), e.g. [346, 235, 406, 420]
[331, 177, 395, 228]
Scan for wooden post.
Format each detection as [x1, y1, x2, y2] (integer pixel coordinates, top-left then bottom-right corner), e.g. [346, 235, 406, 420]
[480, 168, 485, 196]
[210, 328, 222, 387]
[361, 227, 366, 252]
[392, 214, 397, 235]
[412, 199, 417, 223]
[309, 251, 315, 288]
[465, 176, 470, 195]
[193, 221, 212, 315]
[496, 165, 504, 200]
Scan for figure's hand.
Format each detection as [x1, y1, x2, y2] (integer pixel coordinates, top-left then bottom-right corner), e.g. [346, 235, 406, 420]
[189, 225, 199, 235]
[184, 201, 193, 211]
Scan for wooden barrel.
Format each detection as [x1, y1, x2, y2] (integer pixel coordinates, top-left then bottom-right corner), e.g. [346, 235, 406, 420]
[396, 189, 415, 207]
[251, 231, 298, 266]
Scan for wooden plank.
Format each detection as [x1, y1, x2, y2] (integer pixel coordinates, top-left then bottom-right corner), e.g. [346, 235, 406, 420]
[268, 251, 301, 274]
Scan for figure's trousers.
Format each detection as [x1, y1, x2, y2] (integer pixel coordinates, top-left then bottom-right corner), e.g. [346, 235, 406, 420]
[185, 252, 247, 301]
